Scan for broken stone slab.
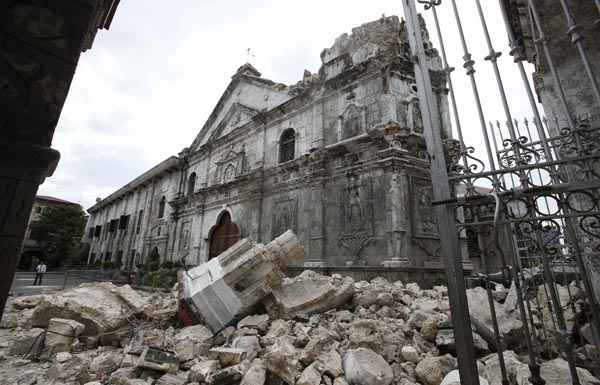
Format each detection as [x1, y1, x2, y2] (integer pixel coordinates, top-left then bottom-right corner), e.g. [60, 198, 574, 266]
[136, 346, 179, 374]
[265, 270, 354, 320]
[343, 348, 393, 385]
[9, 328, 45, 356]
[180, 230, 304, 333]
[45, 318, 85, 354]
[30, 282, 147, 337]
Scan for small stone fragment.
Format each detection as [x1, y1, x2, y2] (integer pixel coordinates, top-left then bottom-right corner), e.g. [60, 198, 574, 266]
[136, 346, 179, 373]
[297, 362, 322, 385]
[238, 314, 270, 333]
[415, 354, 456, 385]
[401, 346, 420, 364]
[209, 347, 247, 367]
[54, 351, 72, 363]
[343, 348, 393, 385]
[440, 369, 489, 385]
[188, 360, 220, 383]
[240, 359, 266, 385]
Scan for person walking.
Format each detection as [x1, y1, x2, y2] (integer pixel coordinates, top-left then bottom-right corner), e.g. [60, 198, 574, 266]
[32, 261, 46, 286]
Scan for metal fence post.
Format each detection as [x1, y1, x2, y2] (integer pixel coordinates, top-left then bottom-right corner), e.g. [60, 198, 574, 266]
[62, 270, 69, 290]
[401, 1, 480, 384]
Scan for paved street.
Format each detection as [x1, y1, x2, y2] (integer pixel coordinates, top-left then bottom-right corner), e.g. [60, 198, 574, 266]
[10, 272, 65, 295]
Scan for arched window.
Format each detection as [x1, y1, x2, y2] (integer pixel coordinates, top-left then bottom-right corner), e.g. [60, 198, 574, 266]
[187, 172, 196, 196]
[279, 128, 295, 163]
[158, 196, 166, 218]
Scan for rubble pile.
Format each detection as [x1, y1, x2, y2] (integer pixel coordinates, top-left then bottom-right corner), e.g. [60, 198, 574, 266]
[0, 234, 598, 385]
[2, 273, 598, 385]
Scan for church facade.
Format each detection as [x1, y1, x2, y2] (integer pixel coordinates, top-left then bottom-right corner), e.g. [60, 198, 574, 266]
[85, 16, 464, 272]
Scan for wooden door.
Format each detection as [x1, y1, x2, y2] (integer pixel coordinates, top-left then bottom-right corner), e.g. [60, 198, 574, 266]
[208, 212, 240, 260]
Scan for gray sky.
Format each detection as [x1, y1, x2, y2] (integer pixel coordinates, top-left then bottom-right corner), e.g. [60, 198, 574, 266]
[39, 0, 540, 209]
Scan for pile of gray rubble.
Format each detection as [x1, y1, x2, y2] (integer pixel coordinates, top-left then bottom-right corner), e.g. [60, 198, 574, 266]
[1, 232, 598, 385]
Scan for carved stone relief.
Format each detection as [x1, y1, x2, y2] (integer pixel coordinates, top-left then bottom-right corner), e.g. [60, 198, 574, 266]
[215, 147, 246, 185]
[411, 177, 439, 237]
[411, 100, 424, 134]
[179, 221, 191, 251]
[339, 176, 374, 262]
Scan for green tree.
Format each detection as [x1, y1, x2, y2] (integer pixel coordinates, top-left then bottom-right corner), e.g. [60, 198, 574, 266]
[36, 205, 88, 269]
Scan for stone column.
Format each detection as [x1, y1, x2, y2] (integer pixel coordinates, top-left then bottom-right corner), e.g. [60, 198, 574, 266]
[382, 170, 410, 267]
[305, 181, 327, 267]
[0, 142, 59, 317]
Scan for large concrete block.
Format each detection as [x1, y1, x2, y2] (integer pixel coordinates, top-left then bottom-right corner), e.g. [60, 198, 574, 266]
[180, 230, 304, 333]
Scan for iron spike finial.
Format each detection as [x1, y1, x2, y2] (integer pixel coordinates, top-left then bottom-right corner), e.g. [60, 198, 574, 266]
[417, 0, 442, 10]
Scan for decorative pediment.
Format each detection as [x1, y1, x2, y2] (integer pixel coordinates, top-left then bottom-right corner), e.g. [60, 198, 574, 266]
[206, 103, 258, 143]
[214, 146, 247, 185]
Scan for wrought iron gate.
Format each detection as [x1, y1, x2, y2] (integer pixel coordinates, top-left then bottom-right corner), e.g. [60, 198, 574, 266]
[401, 0, 600, 384]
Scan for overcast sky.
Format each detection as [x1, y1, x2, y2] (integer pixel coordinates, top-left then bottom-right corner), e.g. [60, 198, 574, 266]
[39, 0, 541, 210]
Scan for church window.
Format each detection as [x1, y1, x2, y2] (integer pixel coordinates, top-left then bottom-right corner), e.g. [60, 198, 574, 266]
[279, 128, 295, 163]
[136, 210, 143, 234]
[187, 172, 197, 196]
[158, 196, 166, 218]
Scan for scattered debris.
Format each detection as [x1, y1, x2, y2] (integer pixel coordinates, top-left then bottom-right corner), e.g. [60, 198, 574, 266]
[0, 233, 598, 385]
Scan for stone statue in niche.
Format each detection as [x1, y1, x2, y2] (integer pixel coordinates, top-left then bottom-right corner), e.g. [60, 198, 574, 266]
[397, 100, 409, 127]
[411, 101, 424, 134]
[347, 186, 364, 232]
[341, 104, 363, 140]
[418, 186, 437, 234]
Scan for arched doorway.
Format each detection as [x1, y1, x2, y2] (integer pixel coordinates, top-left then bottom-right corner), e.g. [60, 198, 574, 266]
[208, 211, 240, 260]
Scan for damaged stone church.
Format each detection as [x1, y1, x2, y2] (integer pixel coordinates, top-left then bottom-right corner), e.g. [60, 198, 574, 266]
[85, 16, 463, 276]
